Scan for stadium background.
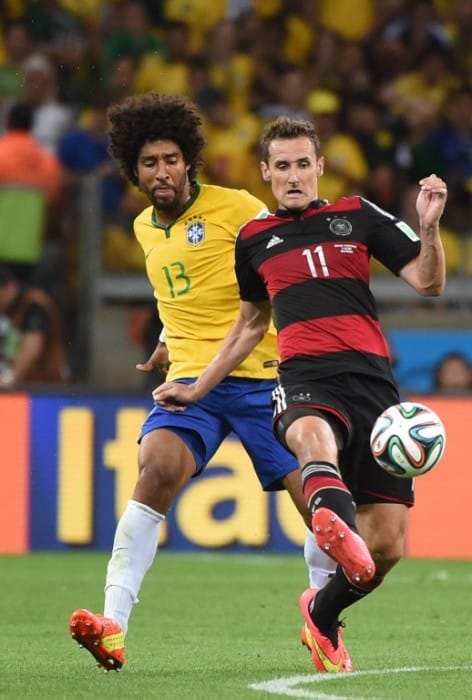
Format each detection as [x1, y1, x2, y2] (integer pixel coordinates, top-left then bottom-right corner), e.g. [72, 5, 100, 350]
[1, 1, 471, 563]
[2, 390, 469, 558]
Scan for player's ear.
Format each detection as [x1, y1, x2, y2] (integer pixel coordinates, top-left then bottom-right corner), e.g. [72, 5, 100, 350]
[316, 156, 325, 177]
[260, 162, 270, 181]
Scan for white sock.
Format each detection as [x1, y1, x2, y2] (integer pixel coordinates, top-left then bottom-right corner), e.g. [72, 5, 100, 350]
[304, 527, 336, 589]
[104, 499, 165, 636]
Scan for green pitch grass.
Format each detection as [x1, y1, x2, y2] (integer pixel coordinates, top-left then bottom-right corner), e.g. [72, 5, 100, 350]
[2, 552, 471, 699]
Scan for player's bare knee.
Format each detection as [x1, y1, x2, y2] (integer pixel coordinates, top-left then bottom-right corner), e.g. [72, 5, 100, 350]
[370, 534, 405, 571]
[286, 420, 338, 463]
[138, 457, 171, 489]
[133, 456, 183, 513]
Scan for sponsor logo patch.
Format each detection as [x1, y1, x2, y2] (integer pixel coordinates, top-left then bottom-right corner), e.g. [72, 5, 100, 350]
[266, 234, 284, 248]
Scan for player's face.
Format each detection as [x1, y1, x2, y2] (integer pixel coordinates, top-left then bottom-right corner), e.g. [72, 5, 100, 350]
[137, 140, 191, 220]
[260, 136, 324, 212]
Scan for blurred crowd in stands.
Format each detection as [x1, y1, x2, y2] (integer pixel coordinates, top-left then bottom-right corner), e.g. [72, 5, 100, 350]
[0, 0, 471, 385]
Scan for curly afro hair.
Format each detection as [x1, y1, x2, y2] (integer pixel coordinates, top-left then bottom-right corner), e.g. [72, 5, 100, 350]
[107, 93, 207, 186]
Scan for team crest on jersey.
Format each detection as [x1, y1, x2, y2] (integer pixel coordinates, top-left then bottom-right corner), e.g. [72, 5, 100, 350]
[329, 217, 352, 237]
[186, 221, 205, 246]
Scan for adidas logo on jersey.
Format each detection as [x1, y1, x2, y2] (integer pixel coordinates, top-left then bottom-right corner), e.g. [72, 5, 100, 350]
[266, 234, 284, 249]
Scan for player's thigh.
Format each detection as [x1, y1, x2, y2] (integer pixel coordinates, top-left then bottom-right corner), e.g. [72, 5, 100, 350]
[135, 429, 200, 511]
[139, 428, 197, 483]
[340, 375, 414, 506]
[139, 400, 228, 476]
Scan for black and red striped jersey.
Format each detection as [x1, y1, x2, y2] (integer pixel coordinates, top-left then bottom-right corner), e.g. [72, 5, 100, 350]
[235, 196, 421, 385]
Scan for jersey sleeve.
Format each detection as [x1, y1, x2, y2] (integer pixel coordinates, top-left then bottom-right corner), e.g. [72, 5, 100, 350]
[362, 198, 421, 275]
[234, 230, 269, 302]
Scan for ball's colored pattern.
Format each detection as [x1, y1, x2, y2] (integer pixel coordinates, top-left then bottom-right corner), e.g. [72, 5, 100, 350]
[370, 402, 446, 478]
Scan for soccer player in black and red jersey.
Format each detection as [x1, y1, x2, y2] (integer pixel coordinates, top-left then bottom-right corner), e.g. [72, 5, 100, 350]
[154, 116, 447, 673]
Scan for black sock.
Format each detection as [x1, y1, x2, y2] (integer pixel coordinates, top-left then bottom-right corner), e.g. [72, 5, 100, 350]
[310, 567, 384, 645]
[301, 461, 358, 532]
[313, 487, 359, 533]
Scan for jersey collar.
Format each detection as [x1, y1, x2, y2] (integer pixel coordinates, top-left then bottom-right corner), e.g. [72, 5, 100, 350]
[151, 181, 201, 230]
[274, 198, 328, 218]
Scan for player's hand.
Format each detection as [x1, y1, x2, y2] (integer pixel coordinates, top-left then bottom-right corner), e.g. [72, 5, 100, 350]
[152, 381, 197, 411]
[416, 174, 448, 228]
[136, 342, 170, 376]
[0, 367, 15, 387]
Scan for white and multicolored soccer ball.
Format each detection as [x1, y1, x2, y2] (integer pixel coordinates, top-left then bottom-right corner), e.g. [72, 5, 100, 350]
[370, 402, 446, 478]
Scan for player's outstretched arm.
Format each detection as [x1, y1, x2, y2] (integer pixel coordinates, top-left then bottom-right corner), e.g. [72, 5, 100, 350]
[153, 300, 272, 411]
[399, 173, 447, 297]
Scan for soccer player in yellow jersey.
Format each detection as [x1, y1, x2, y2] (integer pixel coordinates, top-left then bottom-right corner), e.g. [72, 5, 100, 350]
[68, 93, 335, 672]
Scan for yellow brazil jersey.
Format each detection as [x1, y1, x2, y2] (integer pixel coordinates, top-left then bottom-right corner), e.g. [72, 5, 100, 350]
[134, 183, 278, 381]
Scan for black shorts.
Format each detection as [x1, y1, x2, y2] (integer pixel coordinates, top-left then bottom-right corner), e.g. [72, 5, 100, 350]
[272, 373, 414, 507]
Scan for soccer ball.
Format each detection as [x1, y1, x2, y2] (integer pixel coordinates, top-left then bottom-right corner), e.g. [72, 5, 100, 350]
[370, 402, 446, 478]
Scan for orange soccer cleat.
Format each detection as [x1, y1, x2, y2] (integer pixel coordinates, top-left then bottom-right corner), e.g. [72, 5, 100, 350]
[69, 608, 125, 672]
[299, 588, 353, 673]
[312, 507, 375, 585]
